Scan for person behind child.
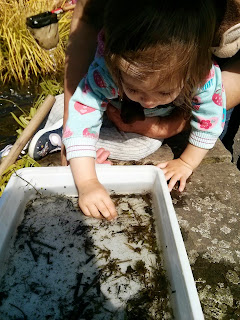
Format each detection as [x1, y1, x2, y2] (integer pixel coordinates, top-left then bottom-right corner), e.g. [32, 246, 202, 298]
[62, 0, 226, 220]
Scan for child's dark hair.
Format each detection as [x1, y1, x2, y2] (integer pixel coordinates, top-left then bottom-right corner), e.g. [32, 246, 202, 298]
[104, 0, 217, 113]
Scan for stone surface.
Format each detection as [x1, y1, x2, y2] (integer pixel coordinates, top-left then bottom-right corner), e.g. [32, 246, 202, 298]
[171, 162, 240, 319]
[38, 151, 62, 167]
[203, 139, 232, 164]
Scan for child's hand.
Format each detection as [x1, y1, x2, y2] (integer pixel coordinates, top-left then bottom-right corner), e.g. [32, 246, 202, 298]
[78, 178, 117, 220]
[96, 148, 112, 164]
[157, 158, 193, 192]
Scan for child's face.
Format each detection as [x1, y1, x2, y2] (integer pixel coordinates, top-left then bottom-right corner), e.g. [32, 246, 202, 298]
[121, 71, 182, 109]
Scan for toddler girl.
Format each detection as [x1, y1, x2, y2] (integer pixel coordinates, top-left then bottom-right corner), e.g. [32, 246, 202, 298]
[62, 0, 226, 220]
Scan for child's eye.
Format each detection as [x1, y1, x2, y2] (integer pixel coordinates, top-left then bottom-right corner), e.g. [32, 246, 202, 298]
[159, 92, 171, 96]
[127, 88, 138, 94]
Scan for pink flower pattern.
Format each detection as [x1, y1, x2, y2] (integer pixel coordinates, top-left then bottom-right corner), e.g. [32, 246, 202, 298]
[82, 81, 91, 94]
[93, 70, 106, 88]
[200, 119, 212, 130]
[193, 104, 200, 111]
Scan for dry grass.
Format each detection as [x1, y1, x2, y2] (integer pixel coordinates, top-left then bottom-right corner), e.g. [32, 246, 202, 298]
[0, 0, 72, 85]
[0, 0, 69, 196]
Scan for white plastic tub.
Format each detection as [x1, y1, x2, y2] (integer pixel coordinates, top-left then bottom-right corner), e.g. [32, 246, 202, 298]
[0, 165, 204, 319]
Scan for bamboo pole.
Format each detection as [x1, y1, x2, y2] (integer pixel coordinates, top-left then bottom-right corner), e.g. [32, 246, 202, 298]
[0, 95, 56, 177]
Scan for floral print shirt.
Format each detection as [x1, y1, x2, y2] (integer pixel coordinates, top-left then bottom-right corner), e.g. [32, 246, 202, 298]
[62, 32, 226, 160]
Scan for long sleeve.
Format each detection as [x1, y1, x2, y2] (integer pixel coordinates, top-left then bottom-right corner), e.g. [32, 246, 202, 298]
[62, 57, 118, 160]
[189, 63, 226, 149]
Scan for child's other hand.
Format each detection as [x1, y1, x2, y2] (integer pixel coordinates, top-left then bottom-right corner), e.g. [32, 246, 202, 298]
[78, 179, 117, 220]
[96, 148, 112, 164]
[157, 158, 193, 192]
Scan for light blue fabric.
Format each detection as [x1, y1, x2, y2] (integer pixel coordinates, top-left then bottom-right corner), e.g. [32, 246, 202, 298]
[189, 64, 226, 149]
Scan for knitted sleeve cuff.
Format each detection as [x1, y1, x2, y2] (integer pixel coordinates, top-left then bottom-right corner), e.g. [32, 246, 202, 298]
[63, 137, 96, 160]
[189, 131, 218, 150]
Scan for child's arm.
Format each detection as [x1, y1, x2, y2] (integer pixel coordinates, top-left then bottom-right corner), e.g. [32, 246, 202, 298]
[63, 55, 119, 219]
[157, 144, 208, 192]
[70, 157, 117, 220]
[158, 63, 226, 192]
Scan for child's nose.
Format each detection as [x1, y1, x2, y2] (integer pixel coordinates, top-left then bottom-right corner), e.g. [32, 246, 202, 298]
[140, 93, 150, 102]
[140, 94, 155, 105]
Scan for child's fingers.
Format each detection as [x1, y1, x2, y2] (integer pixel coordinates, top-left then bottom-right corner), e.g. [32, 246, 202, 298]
[96, 148, 105, 157]
[104, 199, 118, 220]
[179, 178, 187, 192]
[97, 200, 114, 220]
[168, 175, 179, 192]
[96, 148, 111, 164]
[164, 171, 174, 182]
[103, 160, 113, 165]
[81, 205, 91, 217]
[157, 162, 168, 169]
[87, 204, 103, 219]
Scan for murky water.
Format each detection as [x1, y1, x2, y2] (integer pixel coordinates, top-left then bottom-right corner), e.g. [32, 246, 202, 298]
[0, 85, 37, 150]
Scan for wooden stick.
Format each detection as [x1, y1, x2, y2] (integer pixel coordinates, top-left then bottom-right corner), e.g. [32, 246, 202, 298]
[0, 95, 56, 177]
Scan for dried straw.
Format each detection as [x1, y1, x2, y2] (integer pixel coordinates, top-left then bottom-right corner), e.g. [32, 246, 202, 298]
[0, 0, 72, 85]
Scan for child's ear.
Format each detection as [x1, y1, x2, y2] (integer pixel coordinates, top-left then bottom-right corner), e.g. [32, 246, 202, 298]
[120, 98, 145, 124]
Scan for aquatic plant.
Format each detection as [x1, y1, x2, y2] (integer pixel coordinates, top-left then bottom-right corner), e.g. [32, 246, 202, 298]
[0, 0, 72, 84]
[11, 79, 64, 136]
[0, 79, 63, 197]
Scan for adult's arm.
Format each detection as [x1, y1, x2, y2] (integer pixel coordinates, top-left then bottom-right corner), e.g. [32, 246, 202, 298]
[62, 0, 103, 165]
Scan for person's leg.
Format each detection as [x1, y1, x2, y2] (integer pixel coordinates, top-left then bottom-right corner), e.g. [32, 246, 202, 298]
[219, 108, 234, 140]
[221, 105, 240, 155]
[218, 54, 240, 167]
[221, 52, 240, 111]
[96, 112, 163, 161]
